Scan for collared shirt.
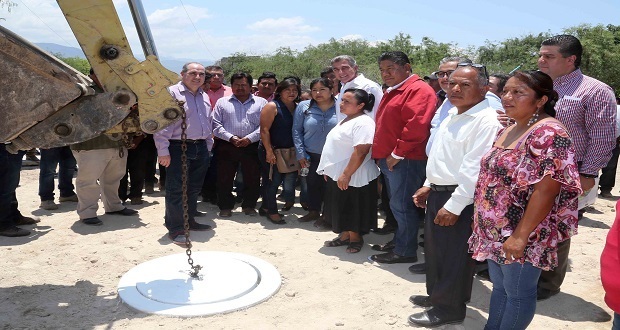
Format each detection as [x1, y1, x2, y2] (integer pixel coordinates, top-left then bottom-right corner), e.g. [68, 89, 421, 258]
[425, 92, 504, 156]
[206, 84, 232, 108]
[553, 68, 616, 175]
[425, 99, 502, 215]
[371, 75, 436, 160]
[336, 74, 383, 122]
[212, 94, 266, 143]
[154, 81, 212, 157]
[292, 99, 338, 160]
[254, 91, 274, 102]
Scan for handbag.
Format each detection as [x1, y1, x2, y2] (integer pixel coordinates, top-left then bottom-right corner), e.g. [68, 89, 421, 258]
[273, 147, 301, 173]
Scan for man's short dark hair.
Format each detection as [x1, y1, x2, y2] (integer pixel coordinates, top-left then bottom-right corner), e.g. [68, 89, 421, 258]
[378, 51, 411, 67]
[205, 65, 224, 72]
[490, 73, 509, 94]
[181, 62, 204, 73]
[541, 34, 582, 67]
[320, 67, 334, 78]
[230, 72, 253, 86]
[440, 56, 472, 65]
[257, 71, 278, 85]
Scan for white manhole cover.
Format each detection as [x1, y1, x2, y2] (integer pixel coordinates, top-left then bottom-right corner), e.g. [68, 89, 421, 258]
[118, 251, 281, 316]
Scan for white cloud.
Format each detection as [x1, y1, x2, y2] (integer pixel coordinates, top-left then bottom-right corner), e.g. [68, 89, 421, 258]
[148, 5, 210, 25]
[339, 34, 364, 41]
[247, 16, 319, 34]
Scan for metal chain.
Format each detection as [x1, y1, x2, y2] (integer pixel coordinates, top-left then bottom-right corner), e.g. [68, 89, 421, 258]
[179, 102, 202, 278]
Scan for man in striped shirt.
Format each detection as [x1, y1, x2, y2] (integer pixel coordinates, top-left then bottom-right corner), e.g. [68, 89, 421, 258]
[536, 34, 617, 300]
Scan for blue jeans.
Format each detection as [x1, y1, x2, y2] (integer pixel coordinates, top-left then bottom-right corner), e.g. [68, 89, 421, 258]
[613, 313, 620, 330]
[38, 146, 76, 201]
[164, 140, 209, 235]
[299, 176, 308, 204]
[258, 146, 298, 214]
[378, 158, 426, 257]
[486, 260, 542, 330]
[0, 146, 24, 229]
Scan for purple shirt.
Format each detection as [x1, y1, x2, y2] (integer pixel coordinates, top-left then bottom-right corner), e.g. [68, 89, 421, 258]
[212, 94, 266, 143]
[154, 81, 212, 157]
[553, 68, 616, 176]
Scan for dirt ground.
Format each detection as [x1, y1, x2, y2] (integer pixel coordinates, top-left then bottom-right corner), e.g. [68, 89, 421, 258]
[0, 163, 616, 329]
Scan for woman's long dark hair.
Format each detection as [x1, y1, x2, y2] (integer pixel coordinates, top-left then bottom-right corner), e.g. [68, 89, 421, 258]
[343, 88, 375, 113]
[510, 70, 559, 117]
[274, 76, 301, 103]
[308, 77, 335, 108]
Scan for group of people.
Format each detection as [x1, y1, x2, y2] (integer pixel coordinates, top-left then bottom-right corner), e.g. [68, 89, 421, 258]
[1, 34, 619, 329]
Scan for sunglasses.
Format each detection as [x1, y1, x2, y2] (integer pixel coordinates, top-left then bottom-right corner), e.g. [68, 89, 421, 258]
[457, 62, 489, 80]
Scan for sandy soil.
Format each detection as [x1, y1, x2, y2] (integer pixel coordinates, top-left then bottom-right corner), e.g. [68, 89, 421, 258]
[0, 163, 616, 329]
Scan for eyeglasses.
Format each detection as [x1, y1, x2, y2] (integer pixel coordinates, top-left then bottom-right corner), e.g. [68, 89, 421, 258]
[457, 62, 489, 80]
[434, 70, 454, 78]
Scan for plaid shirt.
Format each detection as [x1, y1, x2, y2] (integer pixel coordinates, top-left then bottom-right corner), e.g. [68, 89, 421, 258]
[554, 69, 617, 176]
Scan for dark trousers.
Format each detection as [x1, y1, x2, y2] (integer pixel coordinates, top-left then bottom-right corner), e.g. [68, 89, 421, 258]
[306, 152, 325, 213]
[38, 146, 76, 201]
[538, 238, 571, 292]
[600, 143, 620, 191]
[379, 173, 397, 227]
[119, 141, 150, 201]
[0, 146, 24, 230]
[215, 140, 260, 210]
[201, 146, 218, 201]
[164, 140, 209, 234]
[425, 190, 476, 319]
[142, 135, 158, 186]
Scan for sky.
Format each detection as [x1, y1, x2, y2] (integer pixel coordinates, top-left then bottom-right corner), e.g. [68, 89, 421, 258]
[1, 0, 619, 64]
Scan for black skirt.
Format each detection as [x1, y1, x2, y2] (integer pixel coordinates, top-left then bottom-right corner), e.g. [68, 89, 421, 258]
[323, 177, 378, 235]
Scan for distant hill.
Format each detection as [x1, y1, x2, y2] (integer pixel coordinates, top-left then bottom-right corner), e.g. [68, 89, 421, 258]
[35, 42, 214, 72]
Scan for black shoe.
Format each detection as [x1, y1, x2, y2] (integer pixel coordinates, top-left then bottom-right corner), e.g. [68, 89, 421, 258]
[81, 217, 103, 226]
[537, 287, 560, 301]
[409, 295, 432, 308]
[0, 226, 31, 237]
[408, 262, 427, 274]
[371, 240, 395, 252]
[371, 224, 397, 235]
[15, 215, 41, 225]
[105, 208, 138, 216]
[600, 190, 613, 198]
[368, 251, 418, 264]
[194, 211, 207, 217]
[408, 309, 464, 327]
[189, 222, 212, 231]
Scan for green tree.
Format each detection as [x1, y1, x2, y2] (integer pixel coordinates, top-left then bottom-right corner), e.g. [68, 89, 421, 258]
[54, 53, 90, 75]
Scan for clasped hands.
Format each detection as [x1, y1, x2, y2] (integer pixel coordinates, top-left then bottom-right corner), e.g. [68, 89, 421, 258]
[230, 136, 251, 148]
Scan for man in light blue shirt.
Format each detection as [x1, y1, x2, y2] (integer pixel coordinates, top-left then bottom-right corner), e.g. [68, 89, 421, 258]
[212, 72, 267, 217]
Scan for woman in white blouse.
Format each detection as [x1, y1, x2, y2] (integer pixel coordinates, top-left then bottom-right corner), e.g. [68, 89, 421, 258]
[318, 88, 380, 253]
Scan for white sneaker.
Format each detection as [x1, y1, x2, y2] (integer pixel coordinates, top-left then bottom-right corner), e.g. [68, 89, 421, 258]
[40, 200, 59, 210]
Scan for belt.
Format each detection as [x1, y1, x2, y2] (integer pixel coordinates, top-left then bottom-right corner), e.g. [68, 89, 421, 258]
[169, 139, 206, 144]
[430, 184, 458, 192]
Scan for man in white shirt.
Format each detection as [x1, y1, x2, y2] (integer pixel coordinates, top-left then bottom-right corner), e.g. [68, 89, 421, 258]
[331, 55, 383, 122]
[408, 65, 501, 328]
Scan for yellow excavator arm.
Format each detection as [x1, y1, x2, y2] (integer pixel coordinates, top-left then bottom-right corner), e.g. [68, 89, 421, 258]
[0, 0, 183, 153]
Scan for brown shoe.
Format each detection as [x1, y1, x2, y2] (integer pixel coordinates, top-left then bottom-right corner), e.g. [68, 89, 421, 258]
[281, 202, 295, 211]
[219, 209, 232, 218]
[299, 211, 320, 222]
[243, 208, 257, 216]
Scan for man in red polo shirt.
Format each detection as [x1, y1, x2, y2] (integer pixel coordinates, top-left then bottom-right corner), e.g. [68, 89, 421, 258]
[370, 51, 436, 264]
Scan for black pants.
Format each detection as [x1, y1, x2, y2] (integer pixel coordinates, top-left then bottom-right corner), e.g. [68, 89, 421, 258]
[119, 141, 149, 200]
[306, 152, 325, 213]
[201, 146, 218, 201]
[215, 140, 260, 210]
[140, 135, 158, 186]
[600, 143, 620, 192]
[538, 238, 571, 292]
[425, 190, 475, 319]
[380, 173, 397, 227]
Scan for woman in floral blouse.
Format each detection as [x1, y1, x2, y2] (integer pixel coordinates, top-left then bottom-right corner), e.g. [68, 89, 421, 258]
[468, 70, 581, 330]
